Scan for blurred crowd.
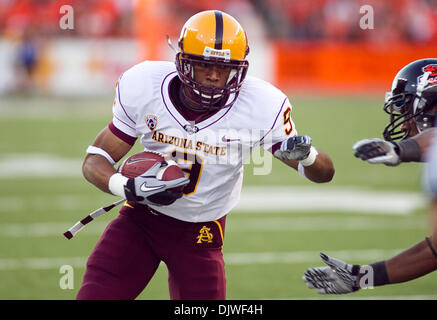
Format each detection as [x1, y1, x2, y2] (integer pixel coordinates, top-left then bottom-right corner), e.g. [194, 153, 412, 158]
[0, 0, 133, 38]
[2, 0, 436, 95]
[0, 0, 254, 39]
[256, 0, 437, 44]
[1, 0, 436, 43]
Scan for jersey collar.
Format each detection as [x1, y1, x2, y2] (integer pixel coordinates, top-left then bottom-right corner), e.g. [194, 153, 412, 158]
[161, 72, 236, 133]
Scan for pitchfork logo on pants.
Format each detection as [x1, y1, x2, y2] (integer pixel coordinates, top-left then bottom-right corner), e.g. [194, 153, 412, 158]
[196, 226, 213, 243]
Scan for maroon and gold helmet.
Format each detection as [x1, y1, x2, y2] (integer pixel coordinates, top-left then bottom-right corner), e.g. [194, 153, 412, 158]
[175, 10, 249, 112]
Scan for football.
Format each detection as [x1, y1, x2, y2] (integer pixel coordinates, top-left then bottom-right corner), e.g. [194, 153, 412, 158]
[119, 151, 186, 192]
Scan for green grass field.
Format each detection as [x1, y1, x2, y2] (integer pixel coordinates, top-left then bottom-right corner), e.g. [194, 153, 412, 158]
[0, 94, 435, 300]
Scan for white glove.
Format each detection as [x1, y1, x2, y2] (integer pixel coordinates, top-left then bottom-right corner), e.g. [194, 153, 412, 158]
[302, 252, 360, 294]
[353, 138, 400, 166]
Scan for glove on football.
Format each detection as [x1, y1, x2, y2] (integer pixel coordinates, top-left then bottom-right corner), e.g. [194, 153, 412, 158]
[274, 135, 312, 161]
[124, 162, 189, 206]
[302, 252, 361, 294]
[353, 138, 400, 166]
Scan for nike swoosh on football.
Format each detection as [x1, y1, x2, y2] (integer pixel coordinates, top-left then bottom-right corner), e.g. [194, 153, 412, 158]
[140, 183, 163, 192]
[126, 158, 158, 164]
[221, 136, 241, 143]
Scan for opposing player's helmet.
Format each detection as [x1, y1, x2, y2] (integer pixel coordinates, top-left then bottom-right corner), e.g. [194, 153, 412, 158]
[383, 58, 437, 141]
[175, 10, 249, 111]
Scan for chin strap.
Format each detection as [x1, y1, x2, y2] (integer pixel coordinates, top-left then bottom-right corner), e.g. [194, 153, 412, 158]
[179, 84, 227, 113]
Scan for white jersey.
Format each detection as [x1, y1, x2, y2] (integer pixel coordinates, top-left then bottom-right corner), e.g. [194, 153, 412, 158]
[424, 128, 437, 197]
[111, 61, 297, 222]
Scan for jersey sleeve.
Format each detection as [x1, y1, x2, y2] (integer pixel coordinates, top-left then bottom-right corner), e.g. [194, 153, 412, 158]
[259, 97, 297, 152]
[111, 73, 138, 138]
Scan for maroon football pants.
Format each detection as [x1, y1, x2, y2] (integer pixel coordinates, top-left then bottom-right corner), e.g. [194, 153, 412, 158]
[76, 202, 226, 300]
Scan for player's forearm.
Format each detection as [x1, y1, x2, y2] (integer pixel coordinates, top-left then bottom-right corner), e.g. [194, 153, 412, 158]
[379, 199, 437, 285]
[383, 238, 437, 284]
[282, 149, 334, 183]
[82, 154, 117, 194]
[301, 150, 335, 183]
[412, 128, 436, 161]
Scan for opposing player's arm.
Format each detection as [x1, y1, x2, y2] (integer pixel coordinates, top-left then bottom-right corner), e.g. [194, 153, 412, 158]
[303, 234, 437, 294]
[303, 197, 437, 295]
[383, 235, 437, 284]
[82, 127, 133, 194]
[388, 147, 437, 282]
[413, 128, 436, 160]
[353, 128, 437, 165]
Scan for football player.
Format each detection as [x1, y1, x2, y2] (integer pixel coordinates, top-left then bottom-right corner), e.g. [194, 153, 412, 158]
[302, 59, 437, 294]
[76, 10, 334, 300]
[354, 58, 437, 166]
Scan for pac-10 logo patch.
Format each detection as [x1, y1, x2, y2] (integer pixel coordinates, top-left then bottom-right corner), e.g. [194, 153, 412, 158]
[145, 115, 158, 131]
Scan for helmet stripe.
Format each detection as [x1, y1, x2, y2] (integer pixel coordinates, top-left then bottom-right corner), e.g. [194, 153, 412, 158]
[214, 10, 223, 50]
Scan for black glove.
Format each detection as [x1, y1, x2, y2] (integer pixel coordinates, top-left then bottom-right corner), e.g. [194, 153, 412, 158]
[124, 162, 189, 206]
[274, 135, 312, 161]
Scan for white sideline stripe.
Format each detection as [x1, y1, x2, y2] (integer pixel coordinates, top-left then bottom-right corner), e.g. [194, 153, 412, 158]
[235, 186, 426, 215]
[0, 190, 427, 216]
[0, 217, 427, 237]
[0, 154, 82, 178]
[0, 249, 401, 271]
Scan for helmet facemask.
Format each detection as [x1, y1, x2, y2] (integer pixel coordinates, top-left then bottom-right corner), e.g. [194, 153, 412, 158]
[382, 91, 417, 141]
[176, 52, 249, 112]
[383, 78, 418, 141]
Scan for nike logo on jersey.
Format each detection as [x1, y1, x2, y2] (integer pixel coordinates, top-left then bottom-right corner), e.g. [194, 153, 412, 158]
[140, 183, 163, 192]
[221, 136, 241, 143]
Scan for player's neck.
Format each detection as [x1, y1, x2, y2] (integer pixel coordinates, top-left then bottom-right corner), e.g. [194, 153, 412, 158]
[178, 87, 206, 113]
[169, 77, 221, 124]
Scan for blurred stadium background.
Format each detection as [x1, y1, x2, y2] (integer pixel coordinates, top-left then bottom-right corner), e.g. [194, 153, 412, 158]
[0, 0, 436, 299]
